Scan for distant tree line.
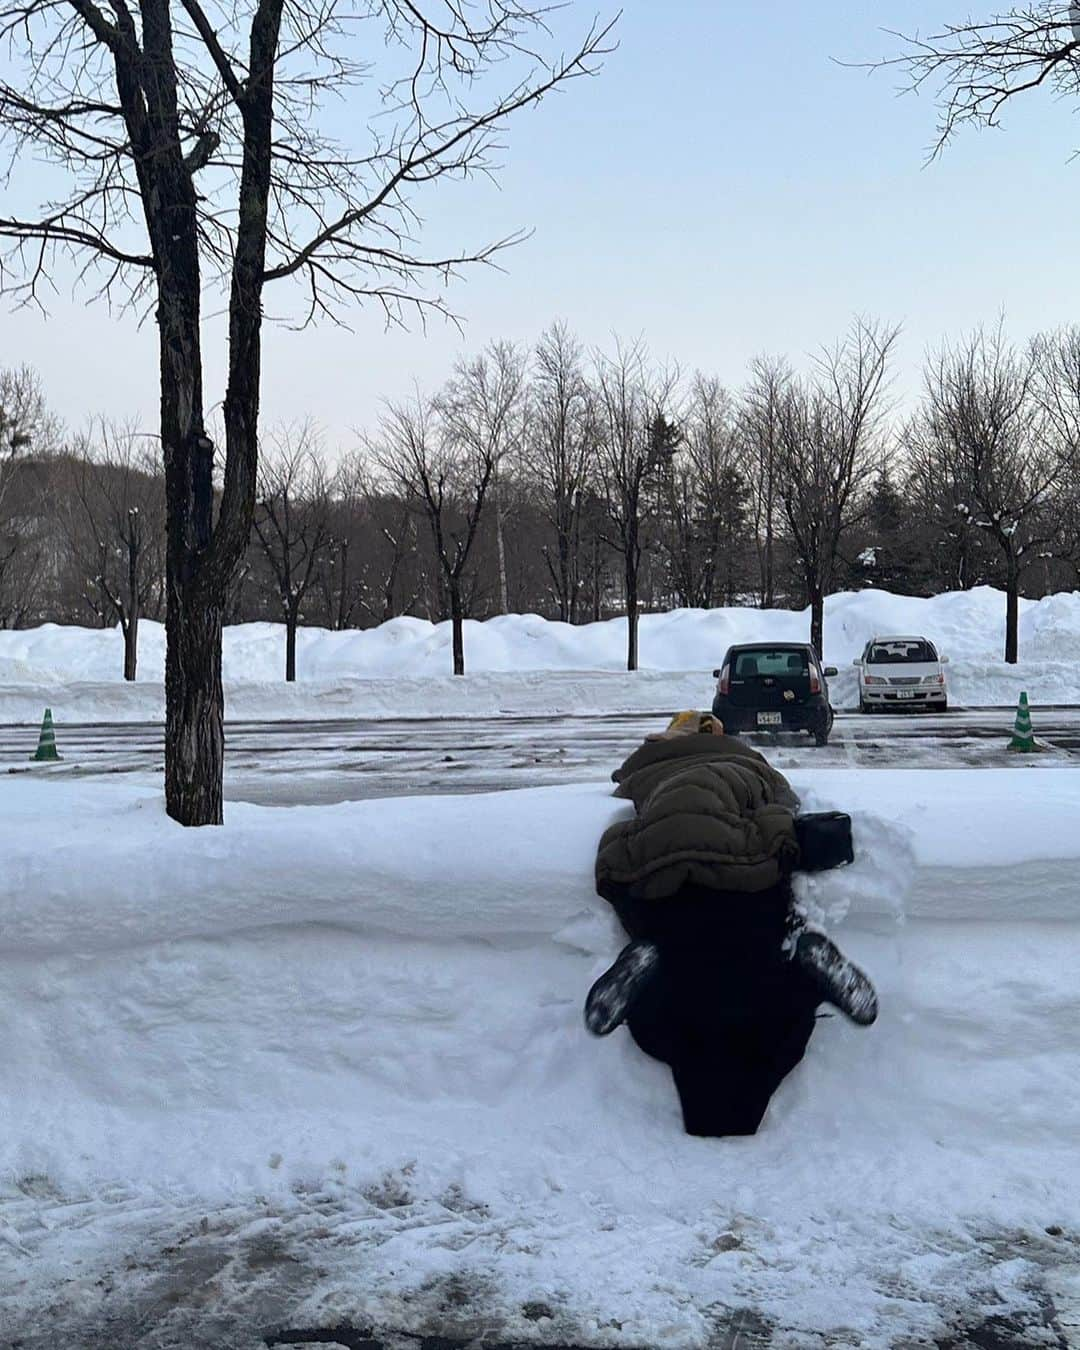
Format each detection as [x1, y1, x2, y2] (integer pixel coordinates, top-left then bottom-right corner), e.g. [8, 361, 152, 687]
[5, 315, 1080, 677]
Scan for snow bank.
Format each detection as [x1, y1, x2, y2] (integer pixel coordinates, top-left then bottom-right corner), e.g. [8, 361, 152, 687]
[6, 769, 1075, 959]
[0, 586, 1077, 721]
[4, 770, 1080, 1345]
[0, 670, 719, 727]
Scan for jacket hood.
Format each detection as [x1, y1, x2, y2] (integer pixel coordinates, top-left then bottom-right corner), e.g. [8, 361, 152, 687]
[612, 733, 799, 811]
[597, 733, 801, 901]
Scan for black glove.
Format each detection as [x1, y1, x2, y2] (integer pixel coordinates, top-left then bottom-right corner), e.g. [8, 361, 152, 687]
[794, 811, 854, 872]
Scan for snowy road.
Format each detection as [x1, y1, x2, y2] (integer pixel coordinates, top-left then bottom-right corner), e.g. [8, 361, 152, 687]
[7, 1177, 1079, 1350]
[3, 706, 1079, 805]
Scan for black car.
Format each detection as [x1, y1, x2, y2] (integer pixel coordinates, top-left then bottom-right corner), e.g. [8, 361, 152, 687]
[711, 643, 838, 746]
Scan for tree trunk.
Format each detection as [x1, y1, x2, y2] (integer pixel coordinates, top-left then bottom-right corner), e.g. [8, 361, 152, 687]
[124, 613, 139, 682]
[1005, 561, 1019, 664]
[810, 587, 824, 661]
[494, 489, 509, 615]
[569, 493, 583, 624]
[760, 451, 775, 609]
[591, 530, 601, 623]
[160, 307, 217, 825]
[286, 607, 298, 682]
[450, 581, 465, 675]
[165, 588, 224, 826]
[169, 1, 284, 822]
[957, 531, 971, 591]
[763, 498, 775, 608]
[626, 551, 639, 672]
[124, 525, 140, 681]
[336, 540, 350, 630]
[557, 523, 571, 623]
[627, 600, 639, 671]
[383, 524, 408, 622]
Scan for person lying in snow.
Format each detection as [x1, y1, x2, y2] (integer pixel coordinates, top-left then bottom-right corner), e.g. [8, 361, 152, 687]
[585, 710, 877, 1137]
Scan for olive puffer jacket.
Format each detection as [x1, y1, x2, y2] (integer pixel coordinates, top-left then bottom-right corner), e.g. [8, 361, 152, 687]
[595, 733, 801, 901]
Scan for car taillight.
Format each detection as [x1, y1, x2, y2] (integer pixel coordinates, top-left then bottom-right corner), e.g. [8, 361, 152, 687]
[809, 668, 821, 695]
[719, 664, 730, 695]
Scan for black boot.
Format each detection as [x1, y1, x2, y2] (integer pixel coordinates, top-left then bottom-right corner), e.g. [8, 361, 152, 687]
[795, 931, 878, 1026]
[584, 939, 660, 1036]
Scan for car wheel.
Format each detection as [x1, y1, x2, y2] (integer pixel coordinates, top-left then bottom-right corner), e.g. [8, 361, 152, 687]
[814, 729, 829, 747]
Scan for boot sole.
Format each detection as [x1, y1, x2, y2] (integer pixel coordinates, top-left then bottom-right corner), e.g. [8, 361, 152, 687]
[584, 941, 659, 1036]
[796, 932, 878, 1026]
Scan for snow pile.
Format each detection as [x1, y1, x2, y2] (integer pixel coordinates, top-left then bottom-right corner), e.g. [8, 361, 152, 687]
[0, 669, 721, 727]
[0, 587, 1075, 724]
[0, 587, 1044, 675]
[1, 585, 1068, 683]
[3, 771, 1080, 1345]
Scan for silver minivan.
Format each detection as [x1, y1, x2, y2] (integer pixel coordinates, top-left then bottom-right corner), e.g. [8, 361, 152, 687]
[853, 635, 949, 713]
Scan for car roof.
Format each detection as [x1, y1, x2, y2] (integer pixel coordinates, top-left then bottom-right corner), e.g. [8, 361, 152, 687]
[868, 635, 935, 644]
[725, 642, 815, 654]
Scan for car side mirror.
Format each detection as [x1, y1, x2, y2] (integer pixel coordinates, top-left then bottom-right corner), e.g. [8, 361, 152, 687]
[852, 659, 862, 667]
[712, 668, 721, 679]
[823, 667, 838, 678]
[940, 655, 950, 664]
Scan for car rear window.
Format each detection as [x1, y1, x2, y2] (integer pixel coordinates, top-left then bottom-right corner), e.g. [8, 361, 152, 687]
[867, 640, 936, 664]
[734, 650, 809, 677]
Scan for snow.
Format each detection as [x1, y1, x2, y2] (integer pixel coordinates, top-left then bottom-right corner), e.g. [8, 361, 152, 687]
[1, 586, 1079, 724]
[4, 769, 1080, 1345]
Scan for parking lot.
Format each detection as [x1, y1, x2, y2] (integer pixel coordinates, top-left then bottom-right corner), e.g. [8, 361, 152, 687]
[3, 705, 1075, 806]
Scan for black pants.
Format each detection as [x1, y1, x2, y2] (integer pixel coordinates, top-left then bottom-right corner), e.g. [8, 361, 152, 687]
[601, 881, 821, 1137]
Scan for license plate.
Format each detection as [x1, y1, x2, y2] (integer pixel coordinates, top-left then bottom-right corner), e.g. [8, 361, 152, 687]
[895, 691, 915, 700]
[757, 712, 783, 726]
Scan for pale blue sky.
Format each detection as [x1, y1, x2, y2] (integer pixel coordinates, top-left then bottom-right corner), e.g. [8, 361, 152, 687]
[6, 0, 1080, 447]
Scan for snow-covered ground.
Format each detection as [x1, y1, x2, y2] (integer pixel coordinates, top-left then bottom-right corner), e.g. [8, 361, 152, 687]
[1, 586, 1078, 723]
[4, 770, 1080, 1347]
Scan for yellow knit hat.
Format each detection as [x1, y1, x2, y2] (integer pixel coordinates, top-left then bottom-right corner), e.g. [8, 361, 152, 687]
[664, 710, 723, 736]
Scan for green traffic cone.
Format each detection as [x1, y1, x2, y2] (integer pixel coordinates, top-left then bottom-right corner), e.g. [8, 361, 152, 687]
[29, 708, 62, 762]
[1008, 691, 1037, 752]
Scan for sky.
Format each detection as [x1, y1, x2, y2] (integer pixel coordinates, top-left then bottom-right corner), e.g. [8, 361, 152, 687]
[5, 0, 1080, 451]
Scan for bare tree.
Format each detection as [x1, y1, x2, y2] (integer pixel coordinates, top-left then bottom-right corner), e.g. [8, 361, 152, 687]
[437, 341, 527, 615]
[65, 422, 165, 679]
[0, 1, 613, 824]
[367, 497, 425, 624]
[0, 367, 61, 625]
[742, 356, 790, 608]
[0, 467, 53, 628]
[312, 453, 368, 632]
[1032, 324, 1080, 582]
[577, 487, 613, 623]
[911, 325, 1074, 662]
[252, 425, 334, 681]
[526, 322, 595, 622]
[878, 8, 1080, 156]
[776, 319, 899, 658]
[0, 367, 57, 506]
[313, 454, 423, 629]
[594, 341, 680, 670]
[900, 427, 991, 594]
[372, 393, 495, 674]
[876, 9, 1080, 630]
[661, 374, 749, 609]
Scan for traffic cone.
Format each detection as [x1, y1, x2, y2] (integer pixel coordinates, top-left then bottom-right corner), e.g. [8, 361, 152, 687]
[1007, 691, 1038, 752]
[29, 708, 62, 762]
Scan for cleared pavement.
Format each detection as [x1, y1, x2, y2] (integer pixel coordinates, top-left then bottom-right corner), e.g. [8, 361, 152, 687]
[2, 706, 1078, 806]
